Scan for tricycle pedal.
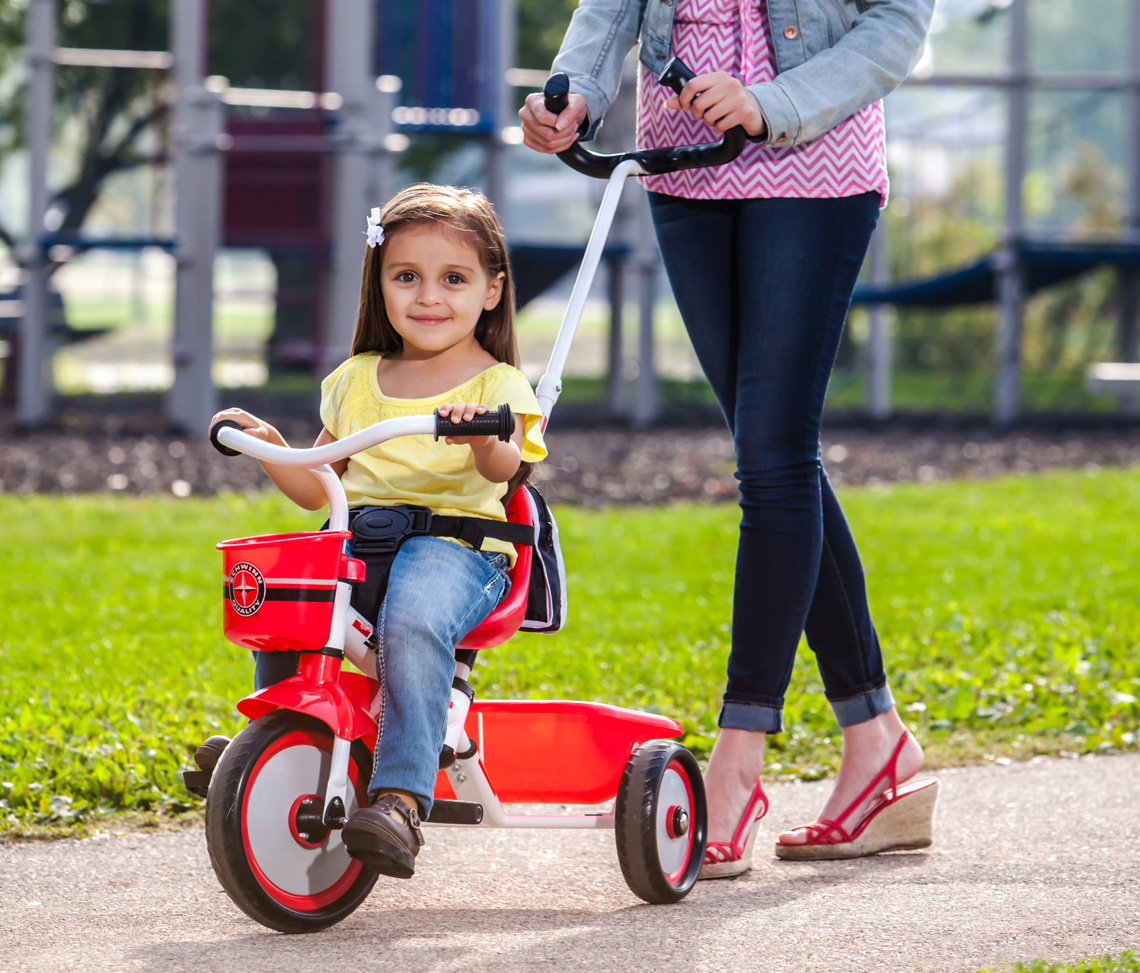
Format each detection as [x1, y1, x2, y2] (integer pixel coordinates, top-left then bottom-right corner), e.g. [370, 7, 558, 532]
[425, 800, 483, 825]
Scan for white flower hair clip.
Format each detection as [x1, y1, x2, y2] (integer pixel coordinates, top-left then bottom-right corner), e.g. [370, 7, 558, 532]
[364, 207, 385, 248]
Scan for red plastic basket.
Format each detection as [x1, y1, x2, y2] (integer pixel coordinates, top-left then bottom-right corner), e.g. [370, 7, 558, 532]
[217, 531, 354, 652]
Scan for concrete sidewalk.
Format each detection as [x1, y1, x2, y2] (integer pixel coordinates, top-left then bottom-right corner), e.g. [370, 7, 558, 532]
[2, 752, 1138, 973]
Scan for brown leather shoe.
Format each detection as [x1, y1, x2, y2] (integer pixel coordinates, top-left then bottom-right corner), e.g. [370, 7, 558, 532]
[342, 793, 425, 878]
[181, 735, 231, 798]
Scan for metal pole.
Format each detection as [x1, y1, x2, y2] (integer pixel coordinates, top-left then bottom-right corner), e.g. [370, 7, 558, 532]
[606, 254, 624, 413]
[1114, 0, 1140, 411]
[17, 0, 56, 425]
[323, 0, 392, 376]
[482, 0, 514, 207]
[866, 219, 892, 419]
[632, 186, 658, 427]
[994, 0, 1028, 424]
[168, 0, 220, 433]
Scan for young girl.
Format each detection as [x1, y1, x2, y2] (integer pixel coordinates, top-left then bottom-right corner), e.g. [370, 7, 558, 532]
[207, 183, 547, 879]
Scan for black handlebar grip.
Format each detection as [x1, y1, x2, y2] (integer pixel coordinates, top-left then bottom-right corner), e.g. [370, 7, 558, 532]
[433, 403, 515, 442]
[544, 72, 571, 117]
[658, 57, 697, 96]
[209, 418, 244, 456]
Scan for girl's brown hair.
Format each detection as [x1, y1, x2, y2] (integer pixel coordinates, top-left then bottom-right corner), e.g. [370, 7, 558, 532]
[351, 184, 531, 498]
[351, 183, 518, 365]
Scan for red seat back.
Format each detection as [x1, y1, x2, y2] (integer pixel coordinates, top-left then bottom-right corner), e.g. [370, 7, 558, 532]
[458, 489, 533, 649]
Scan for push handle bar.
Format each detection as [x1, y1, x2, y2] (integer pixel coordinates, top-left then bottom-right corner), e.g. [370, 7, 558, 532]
[542, 57, 748, 180]
[433, 403, 515, 442]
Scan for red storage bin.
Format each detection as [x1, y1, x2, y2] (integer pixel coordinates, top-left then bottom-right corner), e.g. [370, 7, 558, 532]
[218, 531, 354, 652]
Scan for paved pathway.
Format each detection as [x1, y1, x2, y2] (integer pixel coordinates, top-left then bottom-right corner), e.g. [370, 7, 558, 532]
[2, 753, 1138, 973]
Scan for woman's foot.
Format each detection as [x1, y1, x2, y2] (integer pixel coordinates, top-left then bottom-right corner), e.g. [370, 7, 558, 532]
[698, 728, 767, 879]
[777, 709, 927, 852]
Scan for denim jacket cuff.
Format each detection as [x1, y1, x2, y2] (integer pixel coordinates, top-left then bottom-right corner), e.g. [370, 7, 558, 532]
[569, 75, 610, 142]
[746, 79, 803, 148]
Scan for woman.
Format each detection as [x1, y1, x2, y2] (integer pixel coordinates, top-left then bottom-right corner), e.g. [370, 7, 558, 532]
[520, 0, 939, 877]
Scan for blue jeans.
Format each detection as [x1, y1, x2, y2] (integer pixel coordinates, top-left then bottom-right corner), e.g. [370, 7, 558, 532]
[648, 191, 895, 733]
[254, 537, 510, 815]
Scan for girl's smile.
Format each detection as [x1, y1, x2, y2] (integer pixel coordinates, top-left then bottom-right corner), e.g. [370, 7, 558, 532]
[381, 224, 504, 360]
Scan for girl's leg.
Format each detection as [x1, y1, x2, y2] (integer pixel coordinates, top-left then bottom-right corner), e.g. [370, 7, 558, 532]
[367, 537, 510, 817]
[252, 650, 298, 691]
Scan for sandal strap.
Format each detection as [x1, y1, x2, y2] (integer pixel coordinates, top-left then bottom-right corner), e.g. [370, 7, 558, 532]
[703, 841, 738, 864]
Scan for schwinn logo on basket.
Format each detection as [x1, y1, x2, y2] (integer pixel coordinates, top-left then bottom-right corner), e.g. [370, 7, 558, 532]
[228, 562, 266, 616]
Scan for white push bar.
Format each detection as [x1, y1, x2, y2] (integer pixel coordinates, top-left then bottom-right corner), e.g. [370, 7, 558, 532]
[534, 158, 644, 423]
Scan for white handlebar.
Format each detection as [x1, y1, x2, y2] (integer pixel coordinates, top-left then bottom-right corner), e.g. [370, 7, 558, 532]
[215, 415, 437, 531]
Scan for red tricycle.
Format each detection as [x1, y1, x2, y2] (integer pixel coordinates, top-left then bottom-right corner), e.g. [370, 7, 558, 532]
[192, 60, 747, 933]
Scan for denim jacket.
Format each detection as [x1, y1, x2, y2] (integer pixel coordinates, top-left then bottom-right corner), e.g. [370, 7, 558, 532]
[550, 0, 934, 149]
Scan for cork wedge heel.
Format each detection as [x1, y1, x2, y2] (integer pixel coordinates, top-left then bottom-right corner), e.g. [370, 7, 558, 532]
[775, 731, 939, 862]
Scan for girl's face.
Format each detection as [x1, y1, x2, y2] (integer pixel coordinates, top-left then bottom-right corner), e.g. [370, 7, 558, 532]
[380, 223, 504, 360]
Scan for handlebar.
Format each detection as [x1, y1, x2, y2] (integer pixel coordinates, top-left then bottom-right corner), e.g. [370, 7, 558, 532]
[209, 405, 516, 467]
[543, 57, 748, 180]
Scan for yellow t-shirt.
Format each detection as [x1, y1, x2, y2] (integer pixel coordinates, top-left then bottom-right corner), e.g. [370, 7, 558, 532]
[319, 352, 547, 564]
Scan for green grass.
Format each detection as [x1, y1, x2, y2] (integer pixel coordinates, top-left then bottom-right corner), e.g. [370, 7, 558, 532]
[980, 952, 1140, 973]
[2, 468, 1140, 833]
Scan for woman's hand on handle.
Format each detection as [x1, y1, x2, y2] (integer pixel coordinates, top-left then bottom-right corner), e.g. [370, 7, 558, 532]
[519, 91, 588, 154]
[666, 72, 767, 138]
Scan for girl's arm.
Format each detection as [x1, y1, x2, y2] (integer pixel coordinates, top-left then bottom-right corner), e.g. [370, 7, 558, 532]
[207, 408, 347, 511]
[437, 401, 523, 484]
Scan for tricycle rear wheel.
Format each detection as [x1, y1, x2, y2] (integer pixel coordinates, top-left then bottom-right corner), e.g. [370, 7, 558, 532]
[205, 711, 377, 933]
[614, 740, 707, 903]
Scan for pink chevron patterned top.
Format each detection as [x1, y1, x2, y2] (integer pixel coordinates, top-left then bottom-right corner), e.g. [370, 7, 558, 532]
[637, 0, 889, 203]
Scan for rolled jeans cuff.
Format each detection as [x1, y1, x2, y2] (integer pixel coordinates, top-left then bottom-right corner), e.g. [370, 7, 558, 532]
[829, 683, 895, 728]
[718, 701, 784, 734]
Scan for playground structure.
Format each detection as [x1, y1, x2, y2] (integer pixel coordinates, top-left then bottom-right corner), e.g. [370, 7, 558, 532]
[12, 0, 515, 432]
[853, 0, 1140, 421]
[12, 0, 1140, 427]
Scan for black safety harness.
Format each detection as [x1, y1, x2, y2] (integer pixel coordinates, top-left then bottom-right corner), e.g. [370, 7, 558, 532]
[347, 503, 533, 622]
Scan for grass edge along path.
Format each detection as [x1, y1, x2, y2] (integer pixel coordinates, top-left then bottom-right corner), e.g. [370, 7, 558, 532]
[2, 466, 1140, 836]
[979, 951, 1140, 973]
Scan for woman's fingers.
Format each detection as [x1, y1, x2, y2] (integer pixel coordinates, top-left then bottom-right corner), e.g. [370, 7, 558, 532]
[519, 92, 587, 154]
[668, 73, 764, 136]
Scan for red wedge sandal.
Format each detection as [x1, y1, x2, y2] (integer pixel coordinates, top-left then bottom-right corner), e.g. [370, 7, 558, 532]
[776, 731, 939, 861]
[698, 778, 769, 880]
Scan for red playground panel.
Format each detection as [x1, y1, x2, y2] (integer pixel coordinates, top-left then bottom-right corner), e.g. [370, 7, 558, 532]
[434, 700, 683, 804]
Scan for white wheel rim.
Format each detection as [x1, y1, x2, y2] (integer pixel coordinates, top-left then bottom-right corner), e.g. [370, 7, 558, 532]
[244, 739, 362, 897]
[656, 766, 693, 878]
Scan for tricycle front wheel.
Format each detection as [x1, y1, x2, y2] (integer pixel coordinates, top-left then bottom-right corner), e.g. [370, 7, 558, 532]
[614, 740, 707, 903]
[205, 711, 377, 933]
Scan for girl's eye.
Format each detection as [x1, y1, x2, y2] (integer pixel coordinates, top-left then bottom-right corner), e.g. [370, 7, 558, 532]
[444, 273, 466, 285]
[395, 271, 417, 283]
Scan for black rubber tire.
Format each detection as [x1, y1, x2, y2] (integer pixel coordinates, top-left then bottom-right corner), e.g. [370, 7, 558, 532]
[614, 740, 707, 904]
[205, 711, 378, 933]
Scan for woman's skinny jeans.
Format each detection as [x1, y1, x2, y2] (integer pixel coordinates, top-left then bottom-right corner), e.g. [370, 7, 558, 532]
[649, 190, 894, 733]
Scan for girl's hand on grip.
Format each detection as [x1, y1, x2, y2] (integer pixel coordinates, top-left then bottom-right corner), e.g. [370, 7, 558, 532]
[438, 401, 495, 448]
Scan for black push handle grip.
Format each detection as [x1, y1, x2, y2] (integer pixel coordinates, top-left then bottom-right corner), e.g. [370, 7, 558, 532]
[209, 418, 244, 456]
[544, 72, 570, 117]
[433, 403, 515, 442]
[543, 59, 747, 180]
